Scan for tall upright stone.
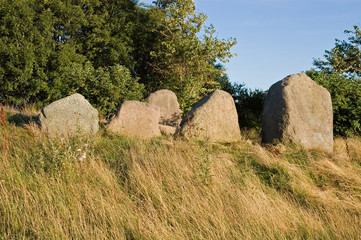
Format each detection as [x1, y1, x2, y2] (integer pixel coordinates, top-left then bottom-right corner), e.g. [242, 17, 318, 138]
[147, 89, 182, 127]
[179, 90, 241, 142]
[107, 101, 161, 139]
[39, 93, 99, 137]
[262, 73, 333, 153]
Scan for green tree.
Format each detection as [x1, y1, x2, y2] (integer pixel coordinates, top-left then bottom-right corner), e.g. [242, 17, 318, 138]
[233, 86, 266, 130]
[314, 25, 361, 77]
[78, 63, 144, 117]
[45, 0, 145, 116]
[220, 83, 266, 130]
[0, 0, 144, 116]
[140, 0, 236, 111]
[307, 70, 361, 137]
[0, 0, 236, 116]
[0, 0, 54, 105]
[74, 0, 139, 70]
[312, 25, 361, 136]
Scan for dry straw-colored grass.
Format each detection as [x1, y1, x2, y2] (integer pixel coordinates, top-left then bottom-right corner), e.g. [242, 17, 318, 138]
[0, 107, 361, 239]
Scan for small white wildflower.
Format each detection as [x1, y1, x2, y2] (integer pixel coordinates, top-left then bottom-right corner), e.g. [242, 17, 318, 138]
[78, 156, 84, 162]
[77, 148, 82, 152]
[83, 144, 89, 149]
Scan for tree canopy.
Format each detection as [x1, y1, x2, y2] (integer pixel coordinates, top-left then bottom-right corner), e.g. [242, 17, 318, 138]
[307, 70, 361, 137]
[310, 25, 361, 137]
[314, 25, 361, 77]
[142, 0, 236, 110]
[0, 0, 236, 116]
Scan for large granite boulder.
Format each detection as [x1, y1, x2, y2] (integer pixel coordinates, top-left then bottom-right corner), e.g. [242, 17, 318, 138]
[107, 101, 161, 139]
[179, 90, 241, 142]
[262, 73, 333, 153]
[147, 89, 182, 127]
[39, 93, 99, 137]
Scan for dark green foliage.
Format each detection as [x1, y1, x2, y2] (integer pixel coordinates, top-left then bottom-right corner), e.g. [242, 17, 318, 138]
[0, 0, 54, 105]
[136, 0, 237, 112]
[0, 0, 236, 116]
[7, 113, 39, 127]
[57, 63, 144, 117]
[219, 79, 266, 130]
[311, 25, 361, 137]
[0, 0, 145, 116]
[233, 85, 266, 130]
[307, 70, 361, 137]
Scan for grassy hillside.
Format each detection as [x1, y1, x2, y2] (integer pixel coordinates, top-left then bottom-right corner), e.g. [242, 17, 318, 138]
[1, 107, 361, 239]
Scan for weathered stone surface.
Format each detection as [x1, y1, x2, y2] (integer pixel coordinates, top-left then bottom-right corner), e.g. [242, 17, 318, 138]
[179, 90, 241, 142]
[39, 93, 99, 136]
[262, 73, 333, 153]
[147, 89, 182, 127]
[159, 124, 176, 136]
[107, 101, 161, 139]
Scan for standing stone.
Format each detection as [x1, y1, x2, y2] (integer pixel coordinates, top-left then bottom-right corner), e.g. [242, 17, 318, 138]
[39, 93, 99, 137]
[179, 90, 241, 142]
[262, 73, 333, 153]
[147, 89, 182, 127]
[107, 101, 161, 139]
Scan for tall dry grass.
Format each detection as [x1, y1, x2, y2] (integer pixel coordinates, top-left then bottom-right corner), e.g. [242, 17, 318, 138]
[0, 107, 360, 239]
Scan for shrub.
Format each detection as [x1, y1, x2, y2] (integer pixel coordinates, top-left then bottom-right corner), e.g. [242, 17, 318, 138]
[307, 70, 361, 137]
[42, 62, 144, 118]
[221, 82, 266, 130]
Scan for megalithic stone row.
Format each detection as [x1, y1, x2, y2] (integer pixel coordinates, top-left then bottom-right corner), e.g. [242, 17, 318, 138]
[179, 90, 241, 142]
[262, 73, 333, 153]
[107, 101, 161, 139]
[39, 93, 99, 137]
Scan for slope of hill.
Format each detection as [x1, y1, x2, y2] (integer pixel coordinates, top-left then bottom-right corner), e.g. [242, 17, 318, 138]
[0, 107, 361, 239]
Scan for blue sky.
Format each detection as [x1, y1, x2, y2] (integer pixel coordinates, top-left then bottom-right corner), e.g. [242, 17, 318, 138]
[140, 0, 361, 90]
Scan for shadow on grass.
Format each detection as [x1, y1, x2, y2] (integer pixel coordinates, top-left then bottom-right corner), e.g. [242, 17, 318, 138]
[8, 113, 39, 127]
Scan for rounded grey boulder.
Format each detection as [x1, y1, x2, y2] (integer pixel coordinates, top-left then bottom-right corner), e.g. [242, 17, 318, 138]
[147, 89, 182, 127]
[39, 93, 99, 137]
[107, 101, 161, 139]
[179, 90, 241, 142]
[262, 73, 333, 153]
